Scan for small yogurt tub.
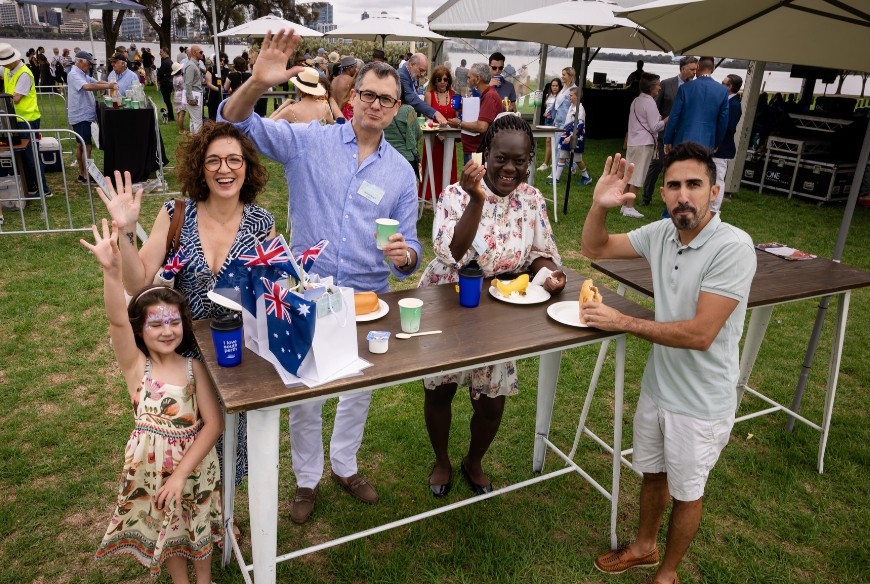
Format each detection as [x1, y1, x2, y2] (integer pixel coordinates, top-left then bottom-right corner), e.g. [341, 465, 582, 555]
[366, 330, 390, 354]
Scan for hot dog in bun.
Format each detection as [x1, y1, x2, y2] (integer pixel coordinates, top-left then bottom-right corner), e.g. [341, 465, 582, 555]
[579, 279, 603, 325]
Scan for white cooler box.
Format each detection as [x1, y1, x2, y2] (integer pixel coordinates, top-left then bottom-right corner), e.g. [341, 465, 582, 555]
[0, 175, 25, 211]
[39, 137, 63, 172]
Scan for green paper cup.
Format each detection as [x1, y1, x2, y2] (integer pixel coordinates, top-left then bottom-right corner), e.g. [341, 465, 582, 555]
[398, 298, 423, 333]
[376, 218, 399, 250]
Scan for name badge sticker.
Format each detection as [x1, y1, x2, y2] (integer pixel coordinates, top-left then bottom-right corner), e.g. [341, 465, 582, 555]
[357, 181, 385, 205]
[472, 233, 488, 256]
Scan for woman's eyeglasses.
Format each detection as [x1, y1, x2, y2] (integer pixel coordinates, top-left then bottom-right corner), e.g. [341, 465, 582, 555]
[204, 155, 245, 171]
[436, 77, 449, 82]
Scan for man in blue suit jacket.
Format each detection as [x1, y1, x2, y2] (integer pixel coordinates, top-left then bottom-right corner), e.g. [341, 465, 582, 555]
[398, 53, 447, 125]
[663, 57, 729, 154]
[712, 74, 744, 214]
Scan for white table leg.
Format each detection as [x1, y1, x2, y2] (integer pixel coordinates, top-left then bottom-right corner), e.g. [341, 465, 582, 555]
[610, 335, 626, 550]
[247, 408, 281, 584]
[570, 339, 610, 459]
[551, 133, 559, 223]
[221, 411, 238, 568]
[818, 291, 850, 474]
[736, 305, 773, 410]
[422, 134, 436, 219]
[533, 350, 562, 473]
[442, 135, 455, 197]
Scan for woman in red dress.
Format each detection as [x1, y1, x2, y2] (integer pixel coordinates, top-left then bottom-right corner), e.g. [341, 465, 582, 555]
[420, 66, 458, 202]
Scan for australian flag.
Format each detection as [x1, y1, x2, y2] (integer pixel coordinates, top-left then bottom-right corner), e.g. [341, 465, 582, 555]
[295, 239, 329, 273]
[213, 236, 298, 315]
[161, 247, 190, 280]
[259, 276, 316, 376]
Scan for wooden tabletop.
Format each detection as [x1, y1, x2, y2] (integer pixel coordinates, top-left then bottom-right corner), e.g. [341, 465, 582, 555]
[592, 249, 870, 308]
[193, 268, 653, 413]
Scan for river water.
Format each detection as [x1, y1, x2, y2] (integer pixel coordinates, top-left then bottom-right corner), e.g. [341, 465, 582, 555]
[2, 38, 249, 65]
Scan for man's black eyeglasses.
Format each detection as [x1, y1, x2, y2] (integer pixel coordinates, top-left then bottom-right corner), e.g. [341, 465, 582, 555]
[358, 90, 398, 108]
[490, 65, 504, 71]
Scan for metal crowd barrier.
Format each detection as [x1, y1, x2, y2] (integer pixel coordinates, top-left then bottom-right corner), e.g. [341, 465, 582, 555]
[0, 121, 97, 235]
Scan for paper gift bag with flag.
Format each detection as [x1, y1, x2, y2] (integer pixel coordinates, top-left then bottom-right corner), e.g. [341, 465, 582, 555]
[295, 284, 358, 383]
[256, 275, 317, 376]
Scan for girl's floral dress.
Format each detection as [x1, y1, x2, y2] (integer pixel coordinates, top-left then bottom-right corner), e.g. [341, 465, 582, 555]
[96, 358, 222, 576]
[419, 180, 561, 398]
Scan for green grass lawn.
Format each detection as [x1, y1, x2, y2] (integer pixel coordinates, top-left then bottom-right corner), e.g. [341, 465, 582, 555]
[1, 85, 869, 583]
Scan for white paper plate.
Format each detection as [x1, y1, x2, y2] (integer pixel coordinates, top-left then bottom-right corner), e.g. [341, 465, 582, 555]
[356, 299, 389, 322]
[547, 301, 589, 327]
[207, 290, 243, 312]
[489, 283, 551, 305]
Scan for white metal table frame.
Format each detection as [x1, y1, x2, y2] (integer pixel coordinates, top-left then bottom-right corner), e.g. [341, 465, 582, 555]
[219, 333, 629, 584]
[587, 283, 851, 476]
[420, 127, 563, 222]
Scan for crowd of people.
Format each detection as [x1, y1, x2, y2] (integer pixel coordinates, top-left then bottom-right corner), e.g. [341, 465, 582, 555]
[58, 26, 764, 584]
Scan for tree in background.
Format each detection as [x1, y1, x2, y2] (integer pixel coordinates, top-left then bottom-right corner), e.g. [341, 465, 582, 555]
[102, 10, 126, 59]
[140, 0, 189, 54]
[860, 71, 870, 98]
[189, 0, 246, 52]
[835, 70, 852, 95]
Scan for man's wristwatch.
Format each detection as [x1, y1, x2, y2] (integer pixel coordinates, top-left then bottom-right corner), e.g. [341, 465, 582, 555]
[402, 250, 412, 268]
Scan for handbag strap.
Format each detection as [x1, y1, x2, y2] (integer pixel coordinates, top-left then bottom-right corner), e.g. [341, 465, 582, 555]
[165, 198, 185, 256]
[632, 99, 658, 146]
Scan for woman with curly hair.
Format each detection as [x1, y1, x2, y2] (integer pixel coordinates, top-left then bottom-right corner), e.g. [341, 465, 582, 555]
[97, 122, 276, 540]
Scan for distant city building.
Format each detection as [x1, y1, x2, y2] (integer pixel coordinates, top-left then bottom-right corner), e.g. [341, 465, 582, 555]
[0, 2, 21, 26]
[120, 14, 143, 38]
[42, 8, 62, 26]
[315, 3, 332, 25]
[361, 11, 369, 20]
[18, 4, 38, 25]
[315, 22, 336, 34]
[59, 18, 87, 34]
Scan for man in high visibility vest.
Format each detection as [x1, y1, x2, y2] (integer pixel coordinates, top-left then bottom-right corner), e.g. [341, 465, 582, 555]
[0, 43, 50, 198]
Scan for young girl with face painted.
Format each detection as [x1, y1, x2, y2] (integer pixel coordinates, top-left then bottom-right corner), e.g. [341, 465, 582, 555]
[83, 219, 224, 583]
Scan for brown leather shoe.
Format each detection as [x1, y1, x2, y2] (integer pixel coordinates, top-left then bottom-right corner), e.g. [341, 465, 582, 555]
[331, 470, 378, 504]
[594, 543, 660, 574]
[289, 485, 318, 524]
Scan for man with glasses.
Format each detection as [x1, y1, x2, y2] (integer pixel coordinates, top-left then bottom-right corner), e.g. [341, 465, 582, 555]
[488, 52, 516, 113]
[399, 53, 448, 125]
[184, 45, 204, 134]
[219, 29, 422, 525]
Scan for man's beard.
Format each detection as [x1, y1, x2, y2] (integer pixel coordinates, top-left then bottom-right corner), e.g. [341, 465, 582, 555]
[670, 199, 709, 231]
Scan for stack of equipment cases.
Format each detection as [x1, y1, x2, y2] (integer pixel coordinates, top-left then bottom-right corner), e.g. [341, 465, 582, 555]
[791, 159, 861, 203]
[741, 150, 797, 194]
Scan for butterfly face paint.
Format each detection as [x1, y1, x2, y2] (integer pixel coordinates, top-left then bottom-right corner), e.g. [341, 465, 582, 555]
[144, 305, 182, 332]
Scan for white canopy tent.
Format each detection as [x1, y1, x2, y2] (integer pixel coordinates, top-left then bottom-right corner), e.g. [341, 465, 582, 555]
[428, 0, 566, 37]
[216, 14, 323, 39]
[327, 16, 447, 45]
[617, 0, 870, 430]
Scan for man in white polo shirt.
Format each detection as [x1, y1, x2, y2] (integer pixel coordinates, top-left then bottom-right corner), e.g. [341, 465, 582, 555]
[580, 141, 756, 584]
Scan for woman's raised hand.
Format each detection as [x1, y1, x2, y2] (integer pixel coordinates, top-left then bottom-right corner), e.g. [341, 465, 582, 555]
[460, 159, 487, 205]
[96, 170, 143, 230]
[80, 218, 121, 273]
[251, 29, 303, 88]
[592, 154, 635, 209]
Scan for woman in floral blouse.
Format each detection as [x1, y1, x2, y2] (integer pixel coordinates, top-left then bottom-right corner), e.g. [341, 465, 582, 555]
[419, 114, 566, 498]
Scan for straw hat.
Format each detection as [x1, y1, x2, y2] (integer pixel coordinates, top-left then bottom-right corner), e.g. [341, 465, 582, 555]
[328, 51, 340, 64]
[0, 43, 22, 67]
[171, 62, 183, 75]
[290, 67, 326, 97]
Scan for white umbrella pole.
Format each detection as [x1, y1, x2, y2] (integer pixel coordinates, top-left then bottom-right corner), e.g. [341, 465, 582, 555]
[785, 119, 870, 431]
[88, 5, 96, 60]
[563, 33, 589, 215]
[211, 0, 221, 81]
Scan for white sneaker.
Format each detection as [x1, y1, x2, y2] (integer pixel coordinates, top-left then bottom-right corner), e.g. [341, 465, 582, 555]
[621, 206, 644, 218]
[537, 163, 549, 171]
[69, 160, 77, 167]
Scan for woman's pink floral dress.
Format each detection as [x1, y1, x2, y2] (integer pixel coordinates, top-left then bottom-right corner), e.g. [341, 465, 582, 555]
[95, 358, 222, 576]
[419, 180, 561, 398]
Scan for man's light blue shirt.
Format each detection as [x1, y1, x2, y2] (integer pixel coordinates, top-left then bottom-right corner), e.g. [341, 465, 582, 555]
[108, 68, 137, 97]
[67, 65, 98, 125]
[217, 104, 421, 294]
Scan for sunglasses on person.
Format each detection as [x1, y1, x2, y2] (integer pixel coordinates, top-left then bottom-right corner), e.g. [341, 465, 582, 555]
[357, 90, 398, 108]
[204, 155, 245, 171]
[435, 77, 449, 82]
[490, 65, 504, 71]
